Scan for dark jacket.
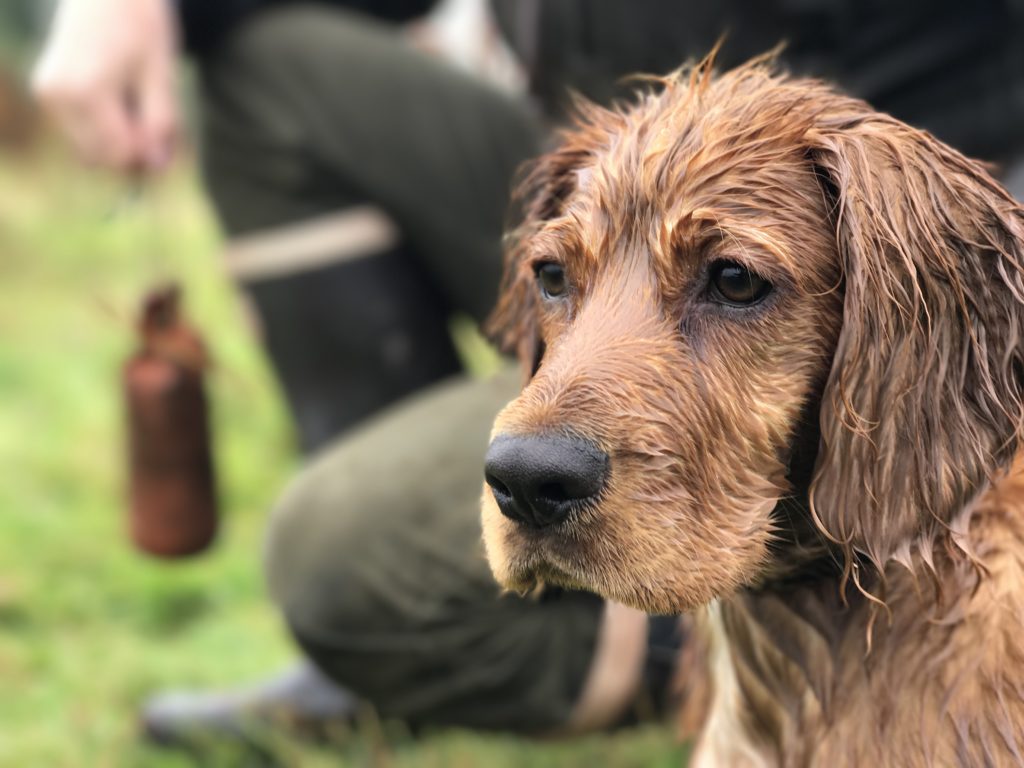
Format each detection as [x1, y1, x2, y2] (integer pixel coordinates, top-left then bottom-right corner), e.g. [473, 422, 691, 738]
[175, 0, 437, 55]
[490, 0, 1024, 162]
[177, 0, 1024, 161]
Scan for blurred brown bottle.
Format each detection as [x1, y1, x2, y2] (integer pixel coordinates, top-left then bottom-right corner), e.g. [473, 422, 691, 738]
[124, 284, 217, 557]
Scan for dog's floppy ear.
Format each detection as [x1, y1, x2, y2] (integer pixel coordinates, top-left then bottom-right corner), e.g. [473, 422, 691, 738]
[487, 104, 613, 381]
[807, 109, 1024, 574]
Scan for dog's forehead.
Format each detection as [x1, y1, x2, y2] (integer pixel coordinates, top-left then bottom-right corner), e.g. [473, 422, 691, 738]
[557, 120, 811, 276]
[554, 81, 828, 278]
[603, 94, 813, 210]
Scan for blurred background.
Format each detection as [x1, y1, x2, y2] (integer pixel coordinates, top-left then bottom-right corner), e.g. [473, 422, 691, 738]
[1, 1, 298, 764]
[0, 1, 682, 765]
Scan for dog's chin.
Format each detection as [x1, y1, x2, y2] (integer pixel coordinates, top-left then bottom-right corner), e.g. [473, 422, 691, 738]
[598, 573, 717, 616]
[500, 560, 591, 597]
[481, 492, 592, 594]
[482, 490, 740, 614]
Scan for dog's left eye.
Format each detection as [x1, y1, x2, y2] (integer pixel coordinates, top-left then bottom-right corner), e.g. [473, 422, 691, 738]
[535, 262, 568, 299]
[708, 261, 772, 306]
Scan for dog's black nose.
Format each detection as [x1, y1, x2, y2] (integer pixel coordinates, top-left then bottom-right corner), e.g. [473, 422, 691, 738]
[484, 434, 608, 528]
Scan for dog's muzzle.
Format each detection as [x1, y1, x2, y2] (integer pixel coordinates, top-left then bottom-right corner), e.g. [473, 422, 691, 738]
[484, 433, 608, 528]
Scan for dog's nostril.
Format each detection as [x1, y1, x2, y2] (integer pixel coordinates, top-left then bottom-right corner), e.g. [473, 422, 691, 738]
[537, 481, 570, 504]
[484, 433, 609, 529]
[485, 473, 512, 500]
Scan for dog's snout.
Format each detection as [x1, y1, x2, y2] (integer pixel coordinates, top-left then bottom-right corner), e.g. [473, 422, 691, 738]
[484, 434, 608, 528]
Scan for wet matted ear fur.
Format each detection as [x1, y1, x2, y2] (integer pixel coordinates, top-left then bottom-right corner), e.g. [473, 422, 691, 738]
[807, 109, 1024, 578]
[487, 102, 623, 380]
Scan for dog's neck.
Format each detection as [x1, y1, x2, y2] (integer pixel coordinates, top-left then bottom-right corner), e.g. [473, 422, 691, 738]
[706, 575, 858, 757]
[701, 455, 1024, 767]
[706, 552, 960, 766]
[762, 393, 838, 582]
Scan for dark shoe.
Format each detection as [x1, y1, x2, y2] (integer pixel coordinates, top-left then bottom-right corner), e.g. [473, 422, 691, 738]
[140, 662, 360, 754]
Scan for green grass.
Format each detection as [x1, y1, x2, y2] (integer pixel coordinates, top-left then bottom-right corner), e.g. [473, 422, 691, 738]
[0, 147, 686, 767]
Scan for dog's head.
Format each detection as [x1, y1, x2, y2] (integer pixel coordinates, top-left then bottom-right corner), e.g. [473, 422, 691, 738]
[481, 60, 1024, 614]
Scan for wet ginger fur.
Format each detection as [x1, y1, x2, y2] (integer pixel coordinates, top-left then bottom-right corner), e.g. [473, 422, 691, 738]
[481, 55, 1024, 766]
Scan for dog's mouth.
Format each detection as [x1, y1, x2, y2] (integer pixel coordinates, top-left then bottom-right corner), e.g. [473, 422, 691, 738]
[482, 465, 788, 614]
[481, 483, 602, 592]
[502, 556, 586, 595]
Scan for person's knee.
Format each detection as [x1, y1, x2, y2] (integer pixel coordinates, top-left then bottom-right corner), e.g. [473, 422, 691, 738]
[264, 446, 426, 640]
[266, 371, 522, 639]
[265, 463, 371, 634]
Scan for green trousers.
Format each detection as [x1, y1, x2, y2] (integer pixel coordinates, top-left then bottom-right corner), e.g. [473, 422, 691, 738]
[197, 5, 604, 731]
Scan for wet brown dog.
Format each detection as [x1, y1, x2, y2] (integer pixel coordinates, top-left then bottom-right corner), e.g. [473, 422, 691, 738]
[481, 58, 1024, 766]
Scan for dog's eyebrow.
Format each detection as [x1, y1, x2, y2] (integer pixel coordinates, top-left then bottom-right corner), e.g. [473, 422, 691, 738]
[528, 219, 584, 261]
[665, 207, 795, 268]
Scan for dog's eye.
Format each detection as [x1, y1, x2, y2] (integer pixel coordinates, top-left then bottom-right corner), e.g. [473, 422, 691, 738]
[708, 261, 772, 306]
[535, 262, 568, 299]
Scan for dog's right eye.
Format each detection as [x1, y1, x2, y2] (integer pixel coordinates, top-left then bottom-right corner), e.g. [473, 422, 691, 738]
[535, 263, 568, 299]
[708, 260, 772, 307]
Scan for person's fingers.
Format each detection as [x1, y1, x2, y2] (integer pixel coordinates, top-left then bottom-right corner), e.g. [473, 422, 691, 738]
[78, 91, 140, 171]
[31, 63, 87, 122]
[31, 0, 182, 175]
[137, 66, 179, 171]
[33, 65, 136, 170]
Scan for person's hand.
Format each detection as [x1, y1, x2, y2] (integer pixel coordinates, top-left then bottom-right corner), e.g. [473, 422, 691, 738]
[32, 0, 180, 174]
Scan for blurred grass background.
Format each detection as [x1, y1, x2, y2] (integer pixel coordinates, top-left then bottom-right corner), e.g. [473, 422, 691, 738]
[0, 43, 686, 768]
[0, 147, 687, 768]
